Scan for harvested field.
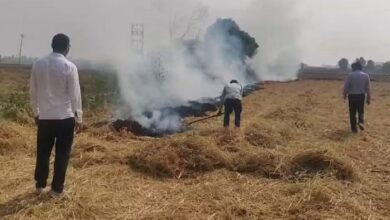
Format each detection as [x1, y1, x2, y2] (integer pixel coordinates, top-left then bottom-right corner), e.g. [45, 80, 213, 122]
[1, 67, 390, 219]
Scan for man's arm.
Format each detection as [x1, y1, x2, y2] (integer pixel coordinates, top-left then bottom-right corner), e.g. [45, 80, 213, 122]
[29, 65, 39, 120]
[366, 74, 372, 104]
[68, 65, 83, 123]
[343, 75, 350, 100]
[218, 87, 227, 114]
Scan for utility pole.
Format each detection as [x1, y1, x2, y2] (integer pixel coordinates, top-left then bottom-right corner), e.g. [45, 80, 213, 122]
[131, 24, 144, 54]
[151, 52, 166, 81]
[18, 33, 24, 65]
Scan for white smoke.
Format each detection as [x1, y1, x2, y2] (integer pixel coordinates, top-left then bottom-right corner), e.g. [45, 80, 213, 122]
[240, 0, 303, 81]
[115, 20, 256, 132]
[114, 0, 304, 132]
[0, 0, 304, 133]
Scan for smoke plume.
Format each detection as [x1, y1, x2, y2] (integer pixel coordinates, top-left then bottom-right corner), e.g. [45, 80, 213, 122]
[240, 0, 303, 81]
[116, 17, 259, 133]
[114, 0, 303, 133]
[0, 0, 304, 133]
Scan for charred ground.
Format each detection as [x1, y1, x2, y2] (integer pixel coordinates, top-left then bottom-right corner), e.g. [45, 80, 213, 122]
[112, 83, 263, 137]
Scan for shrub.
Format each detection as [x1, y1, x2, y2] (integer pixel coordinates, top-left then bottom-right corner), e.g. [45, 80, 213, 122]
[0, 92, 32, 123]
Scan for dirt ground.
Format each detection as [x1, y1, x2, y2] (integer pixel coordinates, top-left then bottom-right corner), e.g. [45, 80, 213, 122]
[0, 71, 389, 219]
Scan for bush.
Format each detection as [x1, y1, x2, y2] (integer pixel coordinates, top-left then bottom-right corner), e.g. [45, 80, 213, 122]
[0, 92, 32, 122]
[80, 72, 120, 110]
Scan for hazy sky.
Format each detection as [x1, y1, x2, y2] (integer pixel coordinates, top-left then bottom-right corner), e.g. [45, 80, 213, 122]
[0, 0, 389, 65]
[300, 0, 390, 65]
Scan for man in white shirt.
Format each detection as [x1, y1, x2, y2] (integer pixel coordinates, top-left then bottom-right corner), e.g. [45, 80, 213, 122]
[343, 62, 371, 133]
[30, 33, 82, 195]
[218, 80, 243, 127]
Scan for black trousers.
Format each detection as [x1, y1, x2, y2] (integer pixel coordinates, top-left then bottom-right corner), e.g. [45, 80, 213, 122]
[224, 99, 242, 127]
[348, 94, 365, 132]
[35, 118, 75, 193]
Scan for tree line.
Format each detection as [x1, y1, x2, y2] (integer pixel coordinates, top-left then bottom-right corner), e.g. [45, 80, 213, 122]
[0, 54, 39, 65]
[338, 57, 390, 73]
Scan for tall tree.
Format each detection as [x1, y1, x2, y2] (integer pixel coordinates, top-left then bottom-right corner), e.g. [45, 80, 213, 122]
[204, 18, 259, 60]
[338, 58, 349, 71]
[382, 62, 390, 74]
[366, 60, 376, 72]
[359, 57, 367, 67]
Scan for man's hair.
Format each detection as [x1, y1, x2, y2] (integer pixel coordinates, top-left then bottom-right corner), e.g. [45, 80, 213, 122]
[230, 79, 239, 84]
[52, 33, 70, 52]
[351, 62, 363, 71]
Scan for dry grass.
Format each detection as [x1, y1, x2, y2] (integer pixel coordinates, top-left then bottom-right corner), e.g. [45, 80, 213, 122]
[283, 150, 356, 181]
[128, 133, 281, 179]
[1, 67, 390, 219]
[128, 136, 229, 178]
[244, 122, 286, 148]
[0, 122, 31, 156]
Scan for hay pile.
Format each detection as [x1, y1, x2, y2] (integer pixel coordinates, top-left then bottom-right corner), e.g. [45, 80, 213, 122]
[128, 136, 229, 178]
[230, 151, 281, 178]
[128, 129, 356, 182]
[0, 123, 30, 156]
[128, 134, 282, 179]
[283, 150, 356, 181]
[244, 123, 284, 148]
[71, 140, 126, 169]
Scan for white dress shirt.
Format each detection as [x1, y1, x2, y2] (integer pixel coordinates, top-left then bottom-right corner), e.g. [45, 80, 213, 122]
[29, 52, 83, 123]
[221, 82, 243, 103]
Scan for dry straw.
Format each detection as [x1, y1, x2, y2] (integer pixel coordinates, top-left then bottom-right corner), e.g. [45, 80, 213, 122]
[1, 74, 390, 219]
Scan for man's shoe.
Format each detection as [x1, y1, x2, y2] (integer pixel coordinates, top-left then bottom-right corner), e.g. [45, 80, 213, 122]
[358, 123, 365, 131]
[49, 190, 63, 198]
[35, 187, 47, 195]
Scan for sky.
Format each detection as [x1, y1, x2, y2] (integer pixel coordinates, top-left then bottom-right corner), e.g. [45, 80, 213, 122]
[201, 0, 390, 65]
[300, 0, 390, 65]
[0, 0, 390, 65]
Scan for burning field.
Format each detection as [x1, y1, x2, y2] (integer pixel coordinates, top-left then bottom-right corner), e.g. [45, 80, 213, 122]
[0, 67, 389, 219]
[112, 83, 262, 137]
[113, 18, 261, 137]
